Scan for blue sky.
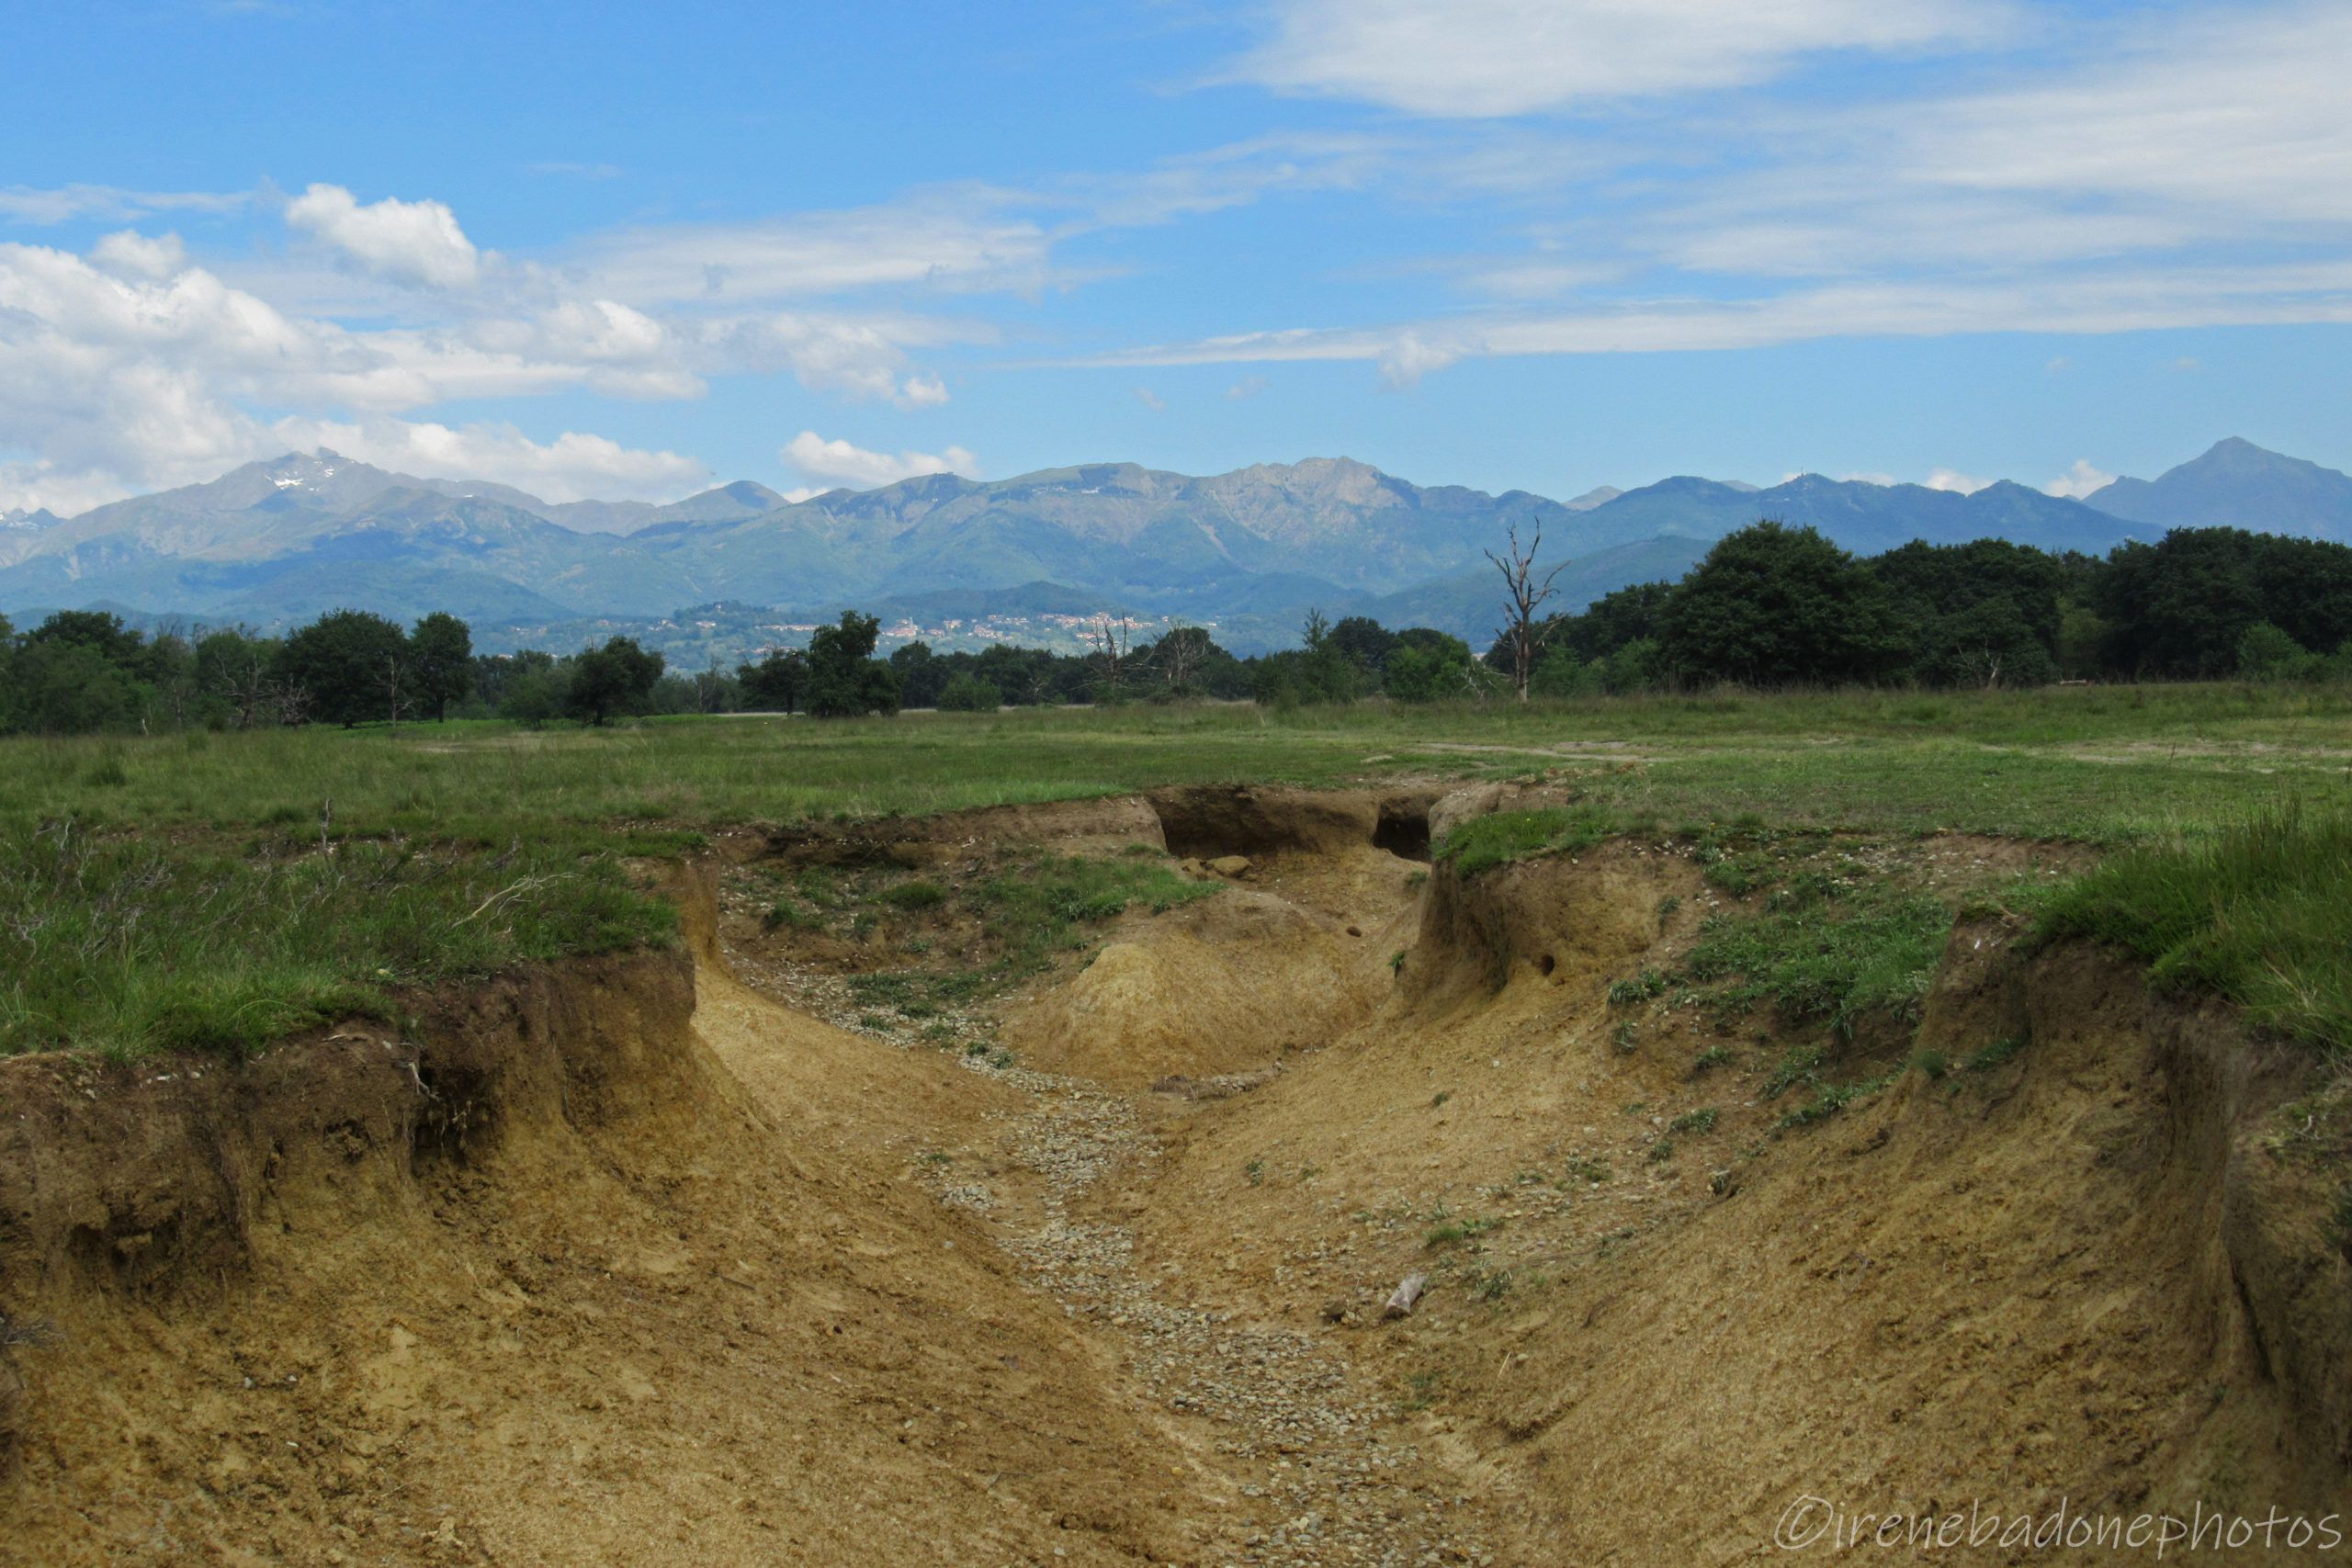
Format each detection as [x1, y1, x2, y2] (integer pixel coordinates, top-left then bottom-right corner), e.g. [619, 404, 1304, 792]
[4, 0, 2347, 514]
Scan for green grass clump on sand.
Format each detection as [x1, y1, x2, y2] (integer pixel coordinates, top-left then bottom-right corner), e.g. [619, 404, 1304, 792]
[973, 854, 1220, 971]
[1434, 807, 1611, 876]
[0, 819, 673, 1060]
[2039, 801, 2352, 1053]
[842, 854, 1222, 1028]
[1679, 881, 1953, 1040]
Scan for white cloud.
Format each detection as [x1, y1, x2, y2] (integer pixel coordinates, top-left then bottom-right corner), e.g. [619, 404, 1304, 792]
[782, 431, 978, 492]
[1910, 4, 2352, 226]
[89, 230, 187, 280]
[1226, 0, 1996, 117]
[0, 239, 717, 513]
[1085, 262, 2352, 371]
[0, 458, 150, 519]
[1225, 377, 1268, 400]
[1377, 328, 1476, 386]
[2043, 459, 2115, 500]
[1838, 471, 1897, 487]
[570, 198, 1050, 304]
[693, 310, 976, 407]
[285, 183, 482, 289]
[1064, 132, 1395, 230]
[0, 183, 251, 225]
[1135, 386, 1166, 412]
[898, 373, 950, 407]
[271, 417, 706, 502]
[1926, 468, 1993, 494]
[1157, 1, 2352, 384]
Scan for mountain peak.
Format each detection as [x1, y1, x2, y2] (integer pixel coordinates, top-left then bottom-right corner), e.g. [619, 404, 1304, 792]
[2088, 438, 2352, 535]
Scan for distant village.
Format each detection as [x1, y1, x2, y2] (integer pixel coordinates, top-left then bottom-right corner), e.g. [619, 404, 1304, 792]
[477, 601, 1203, 667]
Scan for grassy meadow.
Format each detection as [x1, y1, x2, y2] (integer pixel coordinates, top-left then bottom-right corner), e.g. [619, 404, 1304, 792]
[6, 682, 2351, 1059]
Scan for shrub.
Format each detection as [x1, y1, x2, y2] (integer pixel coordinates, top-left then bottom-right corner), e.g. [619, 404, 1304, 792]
[2237, 622, 2321, 682]
[936, 674, 1002, 713]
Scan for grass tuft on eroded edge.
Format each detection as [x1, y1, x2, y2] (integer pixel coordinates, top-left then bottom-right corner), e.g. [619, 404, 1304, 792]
[0, 818, 675, 1061]
[2037, 799, 2352, 1054]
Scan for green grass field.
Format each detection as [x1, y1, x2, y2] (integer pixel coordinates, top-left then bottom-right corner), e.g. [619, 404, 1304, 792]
[6, 682, 2350, 1059]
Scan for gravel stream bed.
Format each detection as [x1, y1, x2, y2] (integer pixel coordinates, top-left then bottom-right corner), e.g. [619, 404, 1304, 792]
[717, 885, 1507, 1565]
[946, 1059, 1501, 1568]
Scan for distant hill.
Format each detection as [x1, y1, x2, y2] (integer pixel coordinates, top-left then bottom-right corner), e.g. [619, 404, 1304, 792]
[2084, 438, 2352, 538]
[2, 439, 2340, 655]
[1577, 473, 2141, 556]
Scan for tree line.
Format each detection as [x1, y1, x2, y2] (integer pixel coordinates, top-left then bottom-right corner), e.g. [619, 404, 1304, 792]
[6, 520, 2351, 736]
[0, 607, 670, 735]
[1505, 520, 2352, 698]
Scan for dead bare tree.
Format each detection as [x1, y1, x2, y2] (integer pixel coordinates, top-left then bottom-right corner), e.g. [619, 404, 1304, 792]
[693, 660, 729, 713]
[1086, 613, 1138, 696]
[272, 679, 312, 728]
[1157, 624, 1211, 694]
[209, 648, 269, 728]
[1485, 523, 1566, 702]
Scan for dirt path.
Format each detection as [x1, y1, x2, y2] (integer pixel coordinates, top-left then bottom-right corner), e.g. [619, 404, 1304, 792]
[929, 1058, 1510, 1568]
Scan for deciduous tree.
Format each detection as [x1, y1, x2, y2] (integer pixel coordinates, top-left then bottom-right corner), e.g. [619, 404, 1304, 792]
[1657, 522, 1905, 687]
[409, 612, 474, 722]
[275, 609, 411, 727]
[565, 637, 664, 726]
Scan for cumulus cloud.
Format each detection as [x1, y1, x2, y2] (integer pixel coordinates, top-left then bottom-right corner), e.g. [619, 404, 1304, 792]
[89, 230, 188, 280]
[898, 373, 950, 407]
[1227, 0, 1994, 117]
[2043, 459, 2116, 500]
[1377, 328, 1477, 386]
[694, 310, 973, 407]
[285, 183, 482, 289]
[782, 431, 978, 492]
[1927, 468, 1993, 494]
[271, 417, 707, 502]
[0, 238, 716, 513]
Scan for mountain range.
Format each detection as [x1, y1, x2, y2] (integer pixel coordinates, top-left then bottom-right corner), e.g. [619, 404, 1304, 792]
[1, 438, 2344, 657]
